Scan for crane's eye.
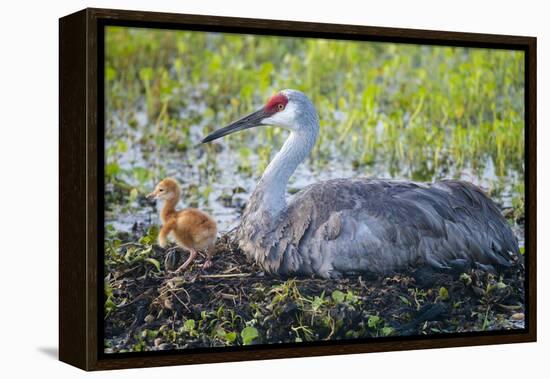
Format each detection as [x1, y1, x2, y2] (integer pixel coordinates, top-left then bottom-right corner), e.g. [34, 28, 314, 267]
[277, 103, 285, 111]
[159, 188, 164, 192]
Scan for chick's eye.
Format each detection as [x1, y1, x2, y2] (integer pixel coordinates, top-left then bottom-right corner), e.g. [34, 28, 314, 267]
[159, 189, 164, 192]
[277, 103, 285, 111]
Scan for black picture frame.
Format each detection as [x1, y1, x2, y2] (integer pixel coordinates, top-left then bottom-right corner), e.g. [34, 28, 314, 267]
[59, 7, 537, 371]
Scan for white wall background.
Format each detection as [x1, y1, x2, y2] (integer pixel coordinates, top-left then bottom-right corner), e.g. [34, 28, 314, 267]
[0, 0, 547, 376]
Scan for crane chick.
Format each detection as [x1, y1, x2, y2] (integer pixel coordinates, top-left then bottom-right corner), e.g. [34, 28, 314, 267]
[147, 178, 217, 273]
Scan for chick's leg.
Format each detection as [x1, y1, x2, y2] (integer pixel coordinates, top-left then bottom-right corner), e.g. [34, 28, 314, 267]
[201, 251, 213, 270]
[175, 248, 198, 273]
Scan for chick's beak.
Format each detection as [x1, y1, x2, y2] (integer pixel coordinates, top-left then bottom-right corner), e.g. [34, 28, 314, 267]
[146, 191, 158, 200]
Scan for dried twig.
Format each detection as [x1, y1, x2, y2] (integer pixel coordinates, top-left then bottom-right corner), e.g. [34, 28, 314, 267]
[200, 273, 252, 279]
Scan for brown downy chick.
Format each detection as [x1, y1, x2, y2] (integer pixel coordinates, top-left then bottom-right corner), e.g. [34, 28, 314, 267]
[147, 178, 218, 273]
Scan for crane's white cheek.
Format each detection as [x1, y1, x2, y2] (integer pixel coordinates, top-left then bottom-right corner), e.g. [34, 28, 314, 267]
[261, 109, 296, 130]
[261, 116, 276, 125]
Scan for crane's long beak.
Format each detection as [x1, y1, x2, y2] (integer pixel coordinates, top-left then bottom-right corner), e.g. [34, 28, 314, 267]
[202, 108, 268, 143]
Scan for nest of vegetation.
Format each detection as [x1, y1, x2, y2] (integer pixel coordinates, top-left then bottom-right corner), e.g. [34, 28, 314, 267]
[103, 226, 525, 354]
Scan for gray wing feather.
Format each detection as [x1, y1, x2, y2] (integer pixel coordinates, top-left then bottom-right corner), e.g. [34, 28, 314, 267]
[239, 178, 519, 278]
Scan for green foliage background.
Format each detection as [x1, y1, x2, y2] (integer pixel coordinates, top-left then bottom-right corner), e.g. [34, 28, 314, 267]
[105, 26, 524, 208]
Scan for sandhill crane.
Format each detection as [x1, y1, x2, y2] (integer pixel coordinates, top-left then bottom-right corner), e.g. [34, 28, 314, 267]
[202, 89, 520, 279]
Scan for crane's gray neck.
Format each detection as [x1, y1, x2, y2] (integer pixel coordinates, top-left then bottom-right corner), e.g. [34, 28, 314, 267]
[254, 129, 317, 215]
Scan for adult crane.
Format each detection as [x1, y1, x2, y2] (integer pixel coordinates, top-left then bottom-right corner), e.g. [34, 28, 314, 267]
[202, 89, 519, 278]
